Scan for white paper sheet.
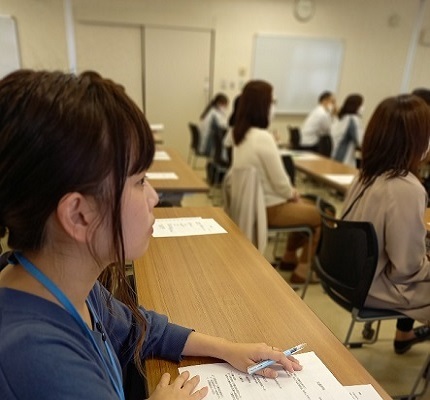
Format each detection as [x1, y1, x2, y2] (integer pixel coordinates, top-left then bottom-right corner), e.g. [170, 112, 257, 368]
[345, 384, 383, 399]
[323, 174, 355, 185]
[146, 172, 178, 180]
[153, 150, 171, 161]
[278, 149, 320, 160]
[150, 123, 164, 131]
[152, 217, 227, 237]
[179, 352, 351, 400]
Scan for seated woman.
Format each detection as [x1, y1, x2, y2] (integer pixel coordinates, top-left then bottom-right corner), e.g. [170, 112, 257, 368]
[199, 93, 229, 156]
[231, 80, 321, 284]
[342, 94, 430, 354]
[0, 70, 302, 399]
[331, 94, 364, 167]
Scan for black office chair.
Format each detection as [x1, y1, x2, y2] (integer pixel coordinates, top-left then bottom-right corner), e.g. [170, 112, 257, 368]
[288, 125, 331, 156]
[317, 134, 333, 157]
[315, 198, 430, 399]
[287, 125, 301, 150]
[206, 126, 229, 204]
[187, 123, 207, 169]
[206, 126, 229, 186]
[281, 154, 296, 186]
[315, 197, 409, 348]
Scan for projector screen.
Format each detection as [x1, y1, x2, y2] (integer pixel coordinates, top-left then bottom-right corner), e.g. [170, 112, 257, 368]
[252, 34, 344, 114]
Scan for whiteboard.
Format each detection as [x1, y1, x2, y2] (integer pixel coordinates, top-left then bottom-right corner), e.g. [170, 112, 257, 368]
[0, 15, 21, 79]
[252, 34, 344, 114]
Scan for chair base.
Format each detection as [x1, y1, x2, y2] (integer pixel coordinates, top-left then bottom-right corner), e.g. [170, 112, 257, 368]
[343, 308, 408, 348]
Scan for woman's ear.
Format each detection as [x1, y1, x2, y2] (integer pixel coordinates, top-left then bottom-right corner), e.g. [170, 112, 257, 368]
[56, 193, 98, 243]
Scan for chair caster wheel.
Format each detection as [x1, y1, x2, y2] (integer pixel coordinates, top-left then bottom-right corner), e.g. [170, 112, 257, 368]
[362, 323, 375, 340]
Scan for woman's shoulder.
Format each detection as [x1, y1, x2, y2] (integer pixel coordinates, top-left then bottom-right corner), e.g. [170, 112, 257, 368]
[373, 173, 426, 204]
[381, 172, 424, 189]
[250, 128, 277, 148]
[349, 173, 424, 200]
[248, 127, 272, 139]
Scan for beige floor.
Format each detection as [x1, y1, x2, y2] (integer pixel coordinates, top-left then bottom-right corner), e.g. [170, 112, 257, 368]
[182, 168, 430, 399]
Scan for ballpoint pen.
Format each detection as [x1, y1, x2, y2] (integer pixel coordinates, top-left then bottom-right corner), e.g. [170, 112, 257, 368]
[247, 342, 307, 375]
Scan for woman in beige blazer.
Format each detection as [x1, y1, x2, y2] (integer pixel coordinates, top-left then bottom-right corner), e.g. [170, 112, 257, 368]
[342, 94, 430, 354]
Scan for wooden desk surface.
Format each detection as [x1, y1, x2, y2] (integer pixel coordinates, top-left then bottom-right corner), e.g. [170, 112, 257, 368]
[133, 207, 391, 399]
[153, 132, 163, 145]
[148, 147, 209, 193]
[292, 152, 358, 194]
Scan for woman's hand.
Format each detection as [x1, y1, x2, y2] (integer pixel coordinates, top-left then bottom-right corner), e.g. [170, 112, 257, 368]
[182, 333, 302, 379]
[149, 371, 208, 400]
[289, 189, 301, 202]
[221, 342, 302, 379]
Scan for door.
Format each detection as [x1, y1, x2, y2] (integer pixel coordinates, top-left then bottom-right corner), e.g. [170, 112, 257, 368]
[144, 26, 212, 159]
[75, 22, 143, 110]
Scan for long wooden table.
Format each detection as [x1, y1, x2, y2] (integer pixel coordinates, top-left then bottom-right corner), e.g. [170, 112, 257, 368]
[148, 147, 209, 194]
[133, 207, 391, 399]
[147, 147, 209, 205]
[290, 151, 358, 194]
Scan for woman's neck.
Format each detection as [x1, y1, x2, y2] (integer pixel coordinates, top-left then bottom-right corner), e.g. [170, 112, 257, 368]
[0, 248, 102, 323]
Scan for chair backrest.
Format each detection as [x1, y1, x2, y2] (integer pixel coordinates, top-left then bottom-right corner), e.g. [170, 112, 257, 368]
[288, 126, 301, 149]
[212, 126, 228, 166]
[223, 166, 267, 252]
[315, 198, 379, 311]
[317, 134, 333, 157]
[281, 154, 295, 186]
[188, 123, 201, 152]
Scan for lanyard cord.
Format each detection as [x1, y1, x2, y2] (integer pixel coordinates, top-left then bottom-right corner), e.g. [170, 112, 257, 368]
[13, 252, 125, 400]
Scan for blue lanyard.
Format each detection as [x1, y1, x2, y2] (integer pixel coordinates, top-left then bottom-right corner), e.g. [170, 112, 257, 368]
[13, 252, 125, 400]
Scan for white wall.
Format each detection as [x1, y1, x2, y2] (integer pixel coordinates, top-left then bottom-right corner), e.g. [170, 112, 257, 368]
[0, 0, 68, 70]
[1, 0, 430, 145]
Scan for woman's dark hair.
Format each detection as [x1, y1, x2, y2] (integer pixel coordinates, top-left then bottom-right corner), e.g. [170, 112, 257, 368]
[228, 95, 241, 127]
[338, 94, 363, 119]
[233, 80, 272, 145]
[0, 69, 154, 375]
[412, 88, 430, 106]
[200, 93, 229, 119]
[360, 94, 430, 184]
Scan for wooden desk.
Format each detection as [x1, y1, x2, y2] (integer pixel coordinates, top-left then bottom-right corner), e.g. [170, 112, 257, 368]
[150, 124, 164, 144]
[153, 132, 163, 145]
[148, 147, 208, 197]
[291, 152, 358, 194]
[133, 207, 391, 399]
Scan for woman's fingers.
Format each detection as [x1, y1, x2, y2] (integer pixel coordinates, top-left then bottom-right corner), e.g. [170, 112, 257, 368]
[192, 386, 209, 399]
[173, 371, 191, 389]
[157, 372, 171, 388]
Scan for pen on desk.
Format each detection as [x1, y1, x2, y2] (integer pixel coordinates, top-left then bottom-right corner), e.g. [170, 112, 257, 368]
[247, 342, 307, 375]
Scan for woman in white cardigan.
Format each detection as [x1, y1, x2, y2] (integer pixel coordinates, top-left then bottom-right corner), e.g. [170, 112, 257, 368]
[342, 94, 430, 354]
[231, 80, 321, 284]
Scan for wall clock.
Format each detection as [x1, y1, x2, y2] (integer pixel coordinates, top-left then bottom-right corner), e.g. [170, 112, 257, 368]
[294, 0, 315, 22]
